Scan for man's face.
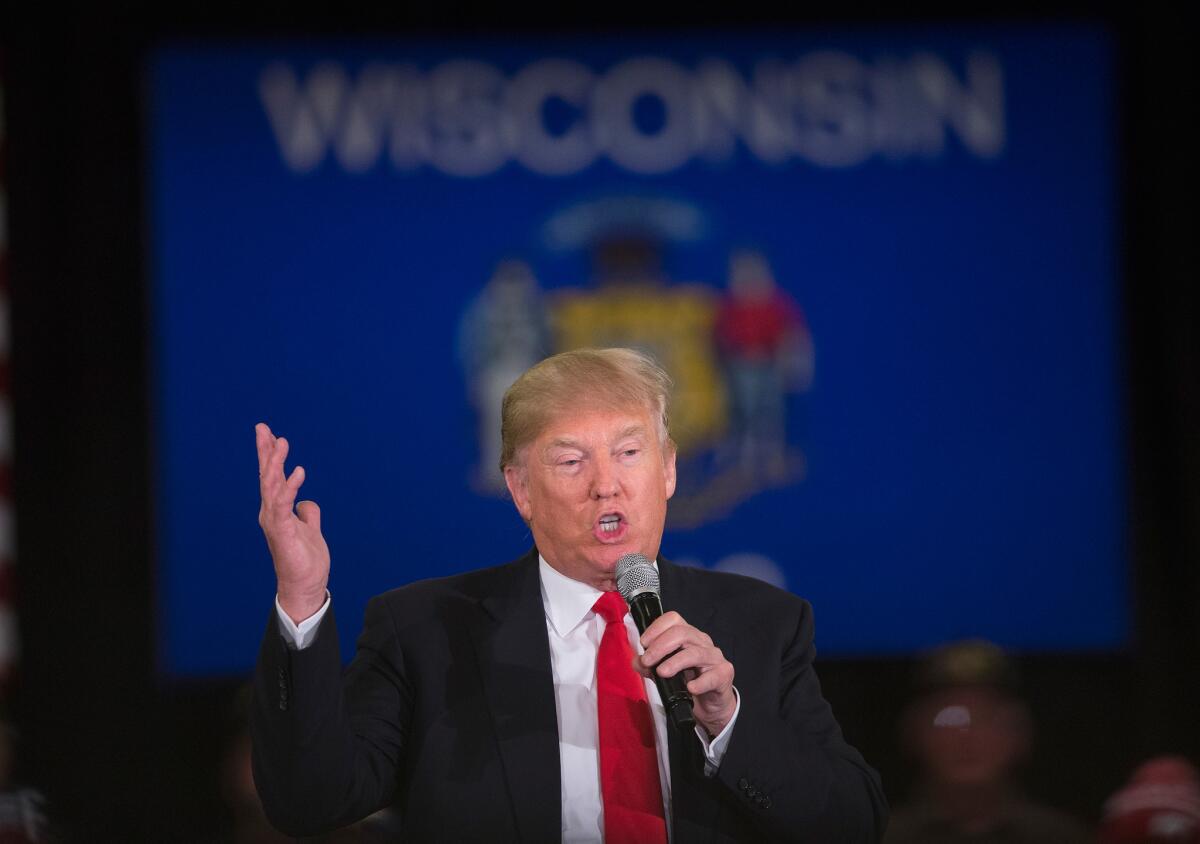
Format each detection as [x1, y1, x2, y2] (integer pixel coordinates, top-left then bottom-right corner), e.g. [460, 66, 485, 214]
[911, 687, 1028, 788]
[504, 405, 677, 591]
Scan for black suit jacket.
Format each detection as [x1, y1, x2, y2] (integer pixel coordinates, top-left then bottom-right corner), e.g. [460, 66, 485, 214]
[251, 550, 887, 842]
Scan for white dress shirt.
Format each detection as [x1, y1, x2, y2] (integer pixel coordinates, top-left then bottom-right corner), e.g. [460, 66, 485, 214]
[274, 557, 740, 843]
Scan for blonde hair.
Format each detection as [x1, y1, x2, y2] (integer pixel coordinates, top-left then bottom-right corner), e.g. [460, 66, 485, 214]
[499, 348, 673, 472]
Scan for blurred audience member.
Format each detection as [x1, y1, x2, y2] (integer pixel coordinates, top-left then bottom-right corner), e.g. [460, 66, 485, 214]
[221, 727, 291, 844]
[1098, 756, 1200, 843]
[0, 714, 49, 843]
[885, 639, 1090, 844]
[222, 687, 402, 843]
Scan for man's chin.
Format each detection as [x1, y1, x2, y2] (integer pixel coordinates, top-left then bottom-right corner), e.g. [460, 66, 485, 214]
[596, 545, 640, 570]
[547, 542, 656, 590]
[584, 548, 635, 590]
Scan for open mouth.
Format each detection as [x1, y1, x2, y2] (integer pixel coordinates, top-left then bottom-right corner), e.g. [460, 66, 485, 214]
[598, 513, 622, 534]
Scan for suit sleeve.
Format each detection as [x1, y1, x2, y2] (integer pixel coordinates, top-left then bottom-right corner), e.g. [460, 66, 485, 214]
[713, 598, 889, 843]
[250, 596, 413, 837]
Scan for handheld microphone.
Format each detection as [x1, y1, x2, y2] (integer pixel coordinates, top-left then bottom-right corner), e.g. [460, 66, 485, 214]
[615, 553, 696, 733]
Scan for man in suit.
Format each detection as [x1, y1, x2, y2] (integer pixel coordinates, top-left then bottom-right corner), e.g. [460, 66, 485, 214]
[252, 348, 887, 842]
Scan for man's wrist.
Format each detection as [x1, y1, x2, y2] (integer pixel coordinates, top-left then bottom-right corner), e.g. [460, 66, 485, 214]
[275, 591, 331, 651]
[695, 691, 739, 737]
[278, 588, 328, 625]
[696, 687, 741, 776]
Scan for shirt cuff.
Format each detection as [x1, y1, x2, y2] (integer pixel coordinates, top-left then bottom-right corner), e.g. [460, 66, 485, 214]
[274, 592, 331, 651]
[694, 686, 741, 777]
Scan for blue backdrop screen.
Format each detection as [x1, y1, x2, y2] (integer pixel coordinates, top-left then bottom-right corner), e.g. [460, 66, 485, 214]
[150, 27, 1125, 676]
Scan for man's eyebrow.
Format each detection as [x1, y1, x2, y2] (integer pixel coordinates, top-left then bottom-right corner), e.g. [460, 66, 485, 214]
[615, 424, 647, 441]
[541, 425, 647, 452]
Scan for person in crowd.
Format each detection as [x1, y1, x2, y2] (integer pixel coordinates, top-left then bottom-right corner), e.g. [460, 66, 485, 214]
[1098, 755, 1200, 843]
[885, 638, 1090, 844]
[0, 710, 51, 844]
[219, 688, 399, 844]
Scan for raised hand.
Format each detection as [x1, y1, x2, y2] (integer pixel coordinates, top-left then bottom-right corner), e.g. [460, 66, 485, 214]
[636, 611, 738, 738]
[256, 422, 331, 623]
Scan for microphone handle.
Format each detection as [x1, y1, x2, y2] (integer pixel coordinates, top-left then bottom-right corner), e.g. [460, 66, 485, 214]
[628, 592, 697, 733]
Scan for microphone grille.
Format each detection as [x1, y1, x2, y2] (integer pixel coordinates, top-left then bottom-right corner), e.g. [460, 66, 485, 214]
[616, 553, 660, 603]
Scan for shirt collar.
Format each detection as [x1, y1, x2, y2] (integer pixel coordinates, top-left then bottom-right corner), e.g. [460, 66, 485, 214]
[536, 554, 662, 636]
[538, 555, 605, 638]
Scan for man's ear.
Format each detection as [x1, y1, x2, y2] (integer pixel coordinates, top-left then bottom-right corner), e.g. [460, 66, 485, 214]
[504, 464, 533, 522]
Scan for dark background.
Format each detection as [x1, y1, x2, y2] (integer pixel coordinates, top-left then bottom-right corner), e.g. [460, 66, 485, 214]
[3, 8, 1197, 841]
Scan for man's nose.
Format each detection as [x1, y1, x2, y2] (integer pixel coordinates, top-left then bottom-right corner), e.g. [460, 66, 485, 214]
[589, 457, 620, 499]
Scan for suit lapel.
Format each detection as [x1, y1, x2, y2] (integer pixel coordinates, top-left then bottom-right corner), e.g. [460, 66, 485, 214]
[466, 550, 562, 843]
[659, 557, 730, 842]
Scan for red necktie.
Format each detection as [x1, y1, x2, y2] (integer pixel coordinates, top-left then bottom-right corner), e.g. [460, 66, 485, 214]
[592, 590, 668, 844]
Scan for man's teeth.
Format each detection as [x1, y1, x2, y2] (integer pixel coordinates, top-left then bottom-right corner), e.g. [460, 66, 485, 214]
[599, 516, 620, 533]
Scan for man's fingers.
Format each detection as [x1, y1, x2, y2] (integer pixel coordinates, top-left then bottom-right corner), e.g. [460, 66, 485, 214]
[286, 463, 306, 491]
[280, 465, 305, 510]
[655, 643, 720, 679]
[640, 624, 712, 666]
[296, 500, 321, 529]
[261, 437, 291, 493]
[631, 654, 653, 678]
[638, 611, 685, 649]
[256, 430, 314, 528]
[273, 436, 290, 470]
[686, 663, 735, 696]
[255, 423, 275, 474]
